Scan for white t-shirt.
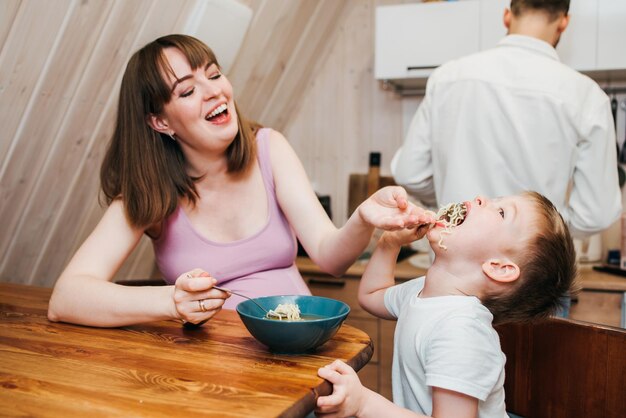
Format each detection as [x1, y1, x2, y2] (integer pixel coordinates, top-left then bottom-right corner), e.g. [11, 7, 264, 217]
[384, 277, 507, 418]
[391, 35, 621, 237]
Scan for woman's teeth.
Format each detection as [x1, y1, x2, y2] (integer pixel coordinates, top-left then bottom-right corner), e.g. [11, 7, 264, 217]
[206, 104, 227, 120]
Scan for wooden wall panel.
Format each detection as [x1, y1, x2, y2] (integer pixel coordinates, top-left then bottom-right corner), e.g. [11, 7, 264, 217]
[0, 0, 72, 178]
[252, 0, 321, 123]
[1, 0, 116, 283]
[29, 0, 196, 285]
[228, 0, 317, 121]
[0, 0, 21, 48]
[284, 0, 405, 225]
[260, 0, 347, 131]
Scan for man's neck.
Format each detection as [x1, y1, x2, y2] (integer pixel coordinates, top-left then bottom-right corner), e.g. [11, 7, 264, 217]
[508, 13, 562, 47]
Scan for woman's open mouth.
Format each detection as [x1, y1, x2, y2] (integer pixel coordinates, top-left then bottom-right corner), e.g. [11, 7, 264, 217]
[205, 103, 230, 124]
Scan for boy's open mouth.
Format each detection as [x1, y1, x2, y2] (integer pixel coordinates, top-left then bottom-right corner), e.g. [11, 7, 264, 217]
[437, 202, 468, 227]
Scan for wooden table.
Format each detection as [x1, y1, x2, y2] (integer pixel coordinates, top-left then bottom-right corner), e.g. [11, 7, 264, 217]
[0, 283, 373, 417]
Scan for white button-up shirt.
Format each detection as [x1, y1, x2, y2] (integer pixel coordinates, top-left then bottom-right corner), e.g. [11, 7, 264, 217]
[391, 35, 621, 237]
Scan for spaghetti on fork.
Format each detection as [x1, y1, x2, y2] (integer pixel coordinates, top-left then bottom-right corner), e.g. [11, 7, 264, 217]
[434, 202, 468, 250]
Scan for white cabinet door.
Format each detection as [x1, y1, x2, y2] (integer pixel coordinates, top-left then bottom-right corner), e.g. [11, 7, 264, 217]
[479, 0, 508, 50]
[597, 0, 626, 70]
[557, 0, 597, 71]
[375, 1, 480, 80]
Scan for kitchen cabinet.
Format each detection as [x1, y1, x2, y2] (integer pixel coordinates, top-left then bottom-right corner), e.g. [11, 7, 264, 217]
[556, 0, 598, 71]
[375, 1, 480, 81]
[597, 0, 626, 70]
[376, 0, 626, 94]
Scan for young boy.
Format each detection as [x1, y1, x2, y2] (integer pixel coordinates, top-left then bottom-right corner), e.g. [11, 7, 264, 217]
[315, 191, 576, 418]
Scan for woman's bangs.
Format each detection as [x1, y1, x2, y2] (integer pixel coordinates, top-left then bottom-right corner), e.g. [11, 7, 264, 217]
[178, 39, 218, 70]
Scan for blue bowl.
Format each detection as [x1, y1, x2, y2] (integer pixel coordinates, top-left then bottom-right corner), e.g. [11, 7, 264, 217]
[236, 295, 350, 354]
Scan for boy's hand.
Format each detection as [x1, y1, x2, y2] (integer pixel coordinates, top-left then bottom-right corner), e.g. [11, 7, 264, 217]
[316, 360, 366, 417]
[379, 206, 436, 247]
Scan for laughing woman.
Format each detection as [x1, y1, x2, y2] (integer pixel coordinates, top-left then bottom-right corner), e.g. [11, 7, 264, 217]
[48, 34, 420, 328]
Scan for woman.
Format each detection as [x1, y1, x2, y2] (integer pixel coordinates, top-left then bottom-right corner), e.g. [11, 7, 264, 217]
[48, 34, 420, 327]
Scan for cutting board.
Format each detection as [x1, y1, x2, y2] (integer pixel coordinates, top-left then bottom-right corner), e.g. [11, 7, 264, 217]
[347, 173, 396, 216]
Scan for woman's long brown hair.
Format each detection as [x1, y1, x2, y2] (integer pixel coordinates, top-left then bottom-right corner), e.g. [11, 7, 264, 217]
[100, 34, 258, 228]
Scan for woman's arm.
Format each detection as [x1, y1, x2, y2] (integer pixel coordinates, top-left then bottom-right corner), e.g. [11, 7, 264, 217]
[269, 129, 420, 276]
[48, 200, 226, 327]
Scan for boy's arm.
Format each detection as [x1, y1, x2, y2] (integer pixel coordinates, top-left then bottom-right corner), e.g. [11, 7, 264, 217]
[431, 387, 479, 418]
[316, 360, 424, 418]
[358, 234, 404, 319]
[317, 361, 478, 418]
[358, 210, 434, 319]
[316, 361, 479, 418]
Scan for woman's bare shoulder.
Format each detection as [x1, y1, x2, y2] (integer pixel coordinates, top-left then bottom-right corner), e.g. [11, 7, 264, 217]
[266, 128, 296, 156]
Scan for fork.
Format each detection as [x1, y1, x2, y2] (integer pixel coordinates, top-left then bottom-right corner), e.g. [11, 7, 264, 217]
[213, 285, 285, 319]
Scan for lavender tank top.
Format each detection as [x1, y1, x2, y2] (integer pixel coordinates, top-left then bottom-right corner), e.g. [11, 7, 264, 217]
[152, 128, 311, 309]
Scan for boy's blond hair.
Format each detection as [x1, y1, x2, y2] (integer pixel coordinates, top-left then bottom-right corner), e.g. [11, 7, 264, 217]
[482, 191, 577, 324]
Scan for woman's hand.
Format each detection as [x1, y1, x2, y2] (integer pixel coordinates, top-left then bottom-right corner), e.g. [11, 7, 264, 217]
[357, 186, 431, 231]
[173, 269, 229, 324]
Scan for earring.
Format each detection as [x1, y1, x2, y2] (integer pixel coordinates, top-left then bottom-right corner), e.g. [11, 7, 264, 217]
[168, 132, 176, 141]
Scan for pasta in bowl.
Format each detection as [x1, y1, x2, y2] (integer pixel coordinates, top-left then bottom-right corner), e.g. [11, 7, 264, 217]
[236, 295, 350, 354]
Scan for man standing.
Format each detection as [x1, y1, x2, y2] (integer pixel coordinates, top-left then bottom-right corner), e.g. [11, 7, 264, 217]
[391, 0, 621, 239]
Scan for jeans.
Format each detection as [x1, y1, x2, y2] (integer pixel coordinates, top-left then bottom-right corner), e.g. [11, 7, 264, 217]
[554, 295, 571, 318]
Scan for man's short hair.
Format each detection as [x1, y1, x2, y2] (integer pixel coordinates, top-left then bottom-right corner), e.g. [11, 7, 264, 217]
[510, 0, 570, 21]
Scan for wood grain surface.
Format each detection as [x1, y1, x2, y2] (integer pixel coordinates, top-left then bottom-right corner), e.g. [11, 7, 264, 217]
[496, 317, 626, 418]
[347, 174, 397, 218]
[0, 283, 373, 417]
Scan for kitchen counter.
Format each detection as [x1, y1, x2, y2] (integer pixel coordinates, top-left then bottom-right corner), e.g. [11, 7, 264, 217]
[297, 256, 626, 329]
[297, 257, 626, 292]
[576, 264, 626, 292]
[296, 256, 426, 281]
[570, 264, 626, 328]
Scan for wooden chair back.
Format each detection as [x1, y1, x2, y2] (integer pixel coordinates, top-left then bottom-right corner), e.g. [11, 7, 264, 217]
[495, 317, 626, 418]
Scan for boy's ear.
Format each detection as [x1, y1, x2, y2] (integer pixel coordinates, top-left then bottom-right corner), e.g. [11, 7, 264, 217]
[482, 259, 520, 283]
[147, 114, 170, 134]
